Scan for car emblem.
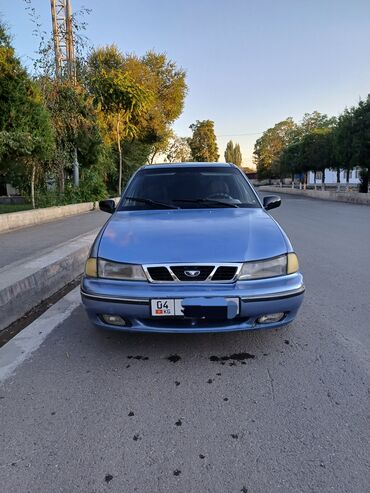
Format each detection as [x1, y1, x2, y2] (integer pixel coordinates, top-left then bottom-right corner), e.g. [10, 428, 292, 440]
[184, 270, 201, 277]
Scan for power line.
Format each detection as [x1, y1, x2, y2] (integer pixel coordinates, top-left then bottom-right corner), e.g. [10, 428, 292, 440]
[216, 131, 263, 137]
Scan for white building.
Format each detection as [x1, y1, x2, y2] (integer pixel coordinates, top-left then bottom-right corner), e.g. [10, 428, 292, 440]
[307, 168, 361, 186]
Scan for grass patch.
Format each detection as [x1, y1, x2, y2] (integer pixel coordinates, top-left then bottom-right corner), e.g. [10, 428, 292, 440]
[0, 203, 33, 214]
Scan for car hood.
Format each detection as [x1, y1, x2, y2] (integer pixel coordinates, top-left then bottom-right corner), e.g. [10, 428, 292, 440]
[98, 208, 289, 264]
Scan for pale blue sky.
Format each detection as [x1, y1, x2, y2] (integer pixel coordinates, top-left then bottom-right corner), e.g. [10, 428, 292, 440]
[1, 0, 370, 166]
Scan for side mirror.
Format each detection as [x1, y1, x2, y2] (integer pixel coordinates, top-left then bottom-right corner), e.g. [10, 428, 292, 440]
[99, 199, 116, 214]
[263, 195, 281, 211]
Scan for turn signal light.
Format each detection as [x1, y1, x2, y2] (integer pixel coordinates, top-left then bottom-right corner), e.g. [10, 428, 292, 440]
[85, 258, 97, 277]
[287, 253, 299, 274]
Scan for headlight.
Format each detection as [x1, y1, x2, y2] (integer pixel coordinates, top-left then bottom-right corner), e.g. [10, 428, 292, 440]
[238, 253, 299, 280]
[98, 259, 147, 280]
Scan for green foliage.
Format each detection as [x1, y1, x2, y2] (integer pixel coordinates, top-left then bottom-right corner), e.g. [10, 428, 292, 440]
[335, 96, 370, 191]
[0, 203, 32, 214]
[40, 79, 105, 190]
[0, 25, 54, 206]
[255, 112, 340, 182]
[224, 140, 242, 166]
[188, 120, 219, 162]
[1, 10, 188, 205]
[0, 21, 11, 48]
[224, 140, 234, 163]
[233, 144, 242, 167]
[87, 46, 153, 193]
[140, 51, 187, 143]
[164, 135, 192, 163]
[298, 111, 337, 135]
[253, 118, 296, 178]
[89, 63, 152, 136]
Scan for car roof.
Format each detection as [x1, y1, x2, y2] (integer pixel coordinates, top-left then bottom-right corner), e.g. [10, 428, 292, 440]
[140, 162, 236, 170]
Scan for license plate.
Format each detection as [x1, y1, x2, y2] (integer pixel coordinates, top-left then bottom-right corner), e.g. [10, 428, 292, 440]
[150, 298, 239, 317]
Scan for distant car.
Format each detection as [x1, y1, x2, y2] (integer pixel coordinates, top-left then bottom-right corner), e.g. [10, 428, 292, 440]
[81, 163, 304, 333]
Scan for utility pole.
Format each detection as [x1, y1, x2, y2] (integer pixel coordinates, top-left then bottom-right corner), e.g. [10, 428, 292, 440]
[50, 0, 79, 186]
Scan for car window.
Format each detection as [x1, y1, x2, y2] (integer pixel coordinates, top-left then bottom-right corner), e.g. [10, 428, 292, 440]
[119, 166, 260, 210]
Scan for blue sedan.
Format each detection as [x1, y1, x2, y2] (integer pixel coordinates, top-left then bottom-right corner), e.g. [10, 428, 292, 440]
[81, 163, 304, 333]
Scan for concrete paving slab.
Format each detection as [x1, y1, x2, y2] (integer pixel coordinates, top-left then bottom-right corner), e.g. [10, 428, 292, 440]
[0, 210, 107, 269]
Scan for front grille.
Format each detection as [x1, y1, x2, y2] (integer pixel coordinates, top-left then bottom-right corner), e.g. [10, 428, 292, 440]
[147, 266, 173, 281]
[145, 264, 241, 283]
[212, 266, 238, 281]
[170, 265, 214, 281]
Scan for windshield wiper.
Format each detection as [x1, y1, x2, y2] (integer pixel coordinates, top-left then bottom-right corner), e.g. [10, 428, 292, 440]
[173, 198, 240, 208]
[124, 196, 179, 209]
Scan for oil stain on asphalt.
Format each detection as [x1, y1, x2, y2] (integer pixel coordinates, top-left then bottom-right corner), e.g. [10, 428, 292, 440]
[105, 474, 113, 483]
[167, 354, 181, 363]
[209, 352, 255, 362]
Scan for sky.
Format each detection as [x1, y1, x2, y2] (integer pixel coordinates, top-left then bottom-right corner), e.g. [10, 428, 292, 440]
[1, 0, 370, 167]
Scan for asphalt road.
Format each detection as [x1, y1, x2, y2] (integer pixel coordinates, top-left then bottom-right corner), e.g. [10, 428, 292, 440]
[0, 210, 108, 268]
[0, 193, 369, 492]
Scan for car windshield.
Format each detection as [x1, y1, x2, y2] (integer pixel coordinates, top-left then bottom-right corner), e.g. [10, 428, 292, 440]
[119, 166, 260, 210]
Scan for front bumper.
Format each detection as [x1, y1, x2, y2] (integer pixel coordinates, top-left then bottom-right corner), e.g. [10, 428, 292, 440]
[80, 272, 304, 333]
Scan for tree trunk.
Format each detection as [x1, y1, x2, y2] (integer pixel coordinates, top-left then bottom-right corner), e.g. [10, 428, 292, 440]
[59, 169, 65, 195]
[321, 169, 325, 191]
[73, 147, 79, 187]
[117, 115, 122, 196]
[303, 172, 307, 190]
[149, 149, 158, 164]
[31, 163, 36, 209]
[336, 168, 340, 192]
[359, 167, 369, 193]
[346, 169, 350, 191]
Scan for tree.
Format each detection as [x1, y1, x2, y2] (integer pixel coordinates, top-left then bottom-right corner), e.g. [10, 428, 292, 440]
[253, 118, 296, 179]
[233, 143, 242, 167]
[278, 142, 298, 178]
[299, 111, 337, 135]
[39, 79, 103, 193]
[299, 128, 334, 190]
[147, 128, 173, 164]
[188, 120, 219, 162]
[165, 135, 192, 163]
[0, 22, 54, 207]
[87, 46, 152, 194]
[224, 140, 234, 162]
[140, 51, 187, 142]
[224, 140, 242, 166]
[335, 97, 370, 193]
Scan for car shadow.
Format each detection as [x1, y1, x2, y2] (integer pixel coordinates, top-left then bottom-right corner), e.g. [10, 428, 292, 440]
[82, 310, 293, 362]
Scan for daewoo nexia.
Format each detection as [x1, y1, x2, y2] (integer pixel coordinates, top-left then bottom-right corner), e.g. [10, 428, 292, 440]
[81, 163, 304, 333]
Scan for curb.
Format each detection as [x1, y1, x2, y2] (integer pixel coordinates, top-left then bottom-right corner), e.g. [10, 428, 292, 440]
[259, 187, 370, 205]
[0, 232, 96, 332]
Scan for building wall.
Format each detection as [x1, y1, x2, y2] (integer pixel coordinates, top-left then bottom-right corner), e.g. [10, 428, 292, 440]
[307, 168, 361, 185]
[6, 183, 19, 195]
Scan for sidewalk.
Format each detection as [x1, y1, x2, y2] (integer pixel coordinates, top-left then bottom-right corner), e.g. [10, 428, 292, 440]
[0, 210, 107, 269]
[259, 186, 370, 205]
